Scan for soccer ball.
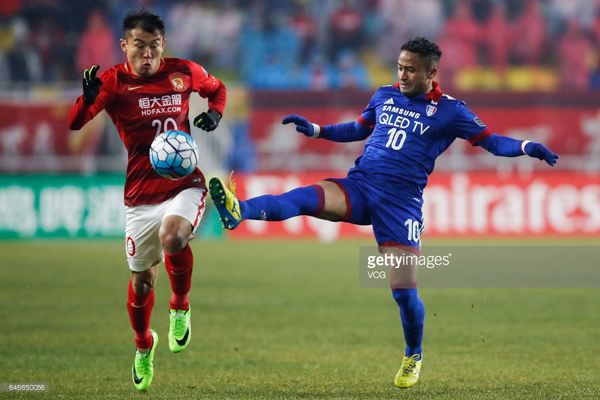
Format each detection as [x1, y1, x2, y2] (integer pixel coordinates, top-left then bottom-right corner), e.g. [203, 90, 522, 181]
[149, 130, 199, 179]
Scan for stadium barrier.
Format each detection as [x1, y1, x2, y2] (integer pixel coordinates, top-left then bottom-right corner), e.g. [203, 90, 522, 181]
[1, 172, 597, 239]
[0, 174, 223, 239]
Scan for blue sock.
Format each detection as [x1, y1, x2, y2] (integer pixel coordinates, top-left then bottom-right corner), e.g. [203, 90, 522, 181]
[239, 185, 325, 221]
[392, 288, 425, 357]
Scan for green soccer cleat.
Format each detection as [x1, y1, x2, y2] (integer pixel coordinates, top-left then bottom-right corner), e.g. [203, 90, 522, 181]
[394, 353, 422, 388]
[168, 307, 191, 353]
[132, 329, 158, 391]
[209, 175, 243, 230]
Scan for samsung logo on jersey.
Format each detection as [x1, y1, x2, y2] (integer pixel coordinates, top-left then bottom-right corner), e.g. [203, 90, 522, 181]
[382, 105, 420, 119]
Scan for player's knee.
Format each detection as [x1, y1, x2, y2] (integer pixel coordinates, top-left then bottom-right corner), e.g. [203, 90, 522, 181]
[159, 229, 187, 255]
[132, 274, 156, 294]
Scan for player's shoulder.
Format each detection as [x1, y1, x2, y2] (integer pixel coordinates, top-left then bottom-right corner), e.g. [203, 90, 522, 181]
[370, 85, 397, 101]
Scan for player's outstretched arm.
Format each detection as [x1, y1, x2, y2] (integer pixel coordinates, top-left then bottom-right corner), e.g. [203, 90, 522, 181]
[194, 110, 221, 132]
[282, 114, 372, 142]
[477, 134, 559, 166]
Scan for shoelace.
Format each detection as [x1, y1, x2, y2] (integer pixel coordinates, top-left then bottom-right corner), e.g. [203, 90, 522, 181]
[136, 351, 151, 374]
[228, 171, 237, 195]
[401, 355, 419, 376]
[171, 311, 187, 336]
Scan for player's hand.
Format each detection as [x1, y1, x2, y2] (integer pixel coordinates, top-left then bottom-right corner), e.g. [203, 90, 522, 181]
[524, 142, 559, 166]
[282, 114, 319, 138]
[82, 65, 103, 105]
[194, 109, 220, 132]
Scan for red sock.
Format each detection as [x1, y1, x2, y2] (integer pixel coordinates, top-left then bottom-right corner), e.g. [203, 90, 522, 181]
[164, 244, 193, 311]
[127, 280, 154, 350]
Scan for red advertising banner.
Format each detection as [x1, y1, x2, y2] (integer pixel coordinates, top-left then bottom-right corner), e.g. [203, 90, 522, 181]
[0, 100, 105, 158]
[225, 171, 600, 240]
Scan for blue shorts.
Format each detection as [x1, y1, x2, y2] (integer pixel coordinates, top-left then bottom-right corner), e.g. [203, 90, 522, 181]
[326, 175, 423, 254]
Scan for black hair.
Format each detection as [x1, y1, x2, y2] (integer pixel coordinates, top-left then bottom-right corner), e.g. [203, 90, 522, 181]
[122, 7, 165, 37]
[400, 37, 442, 69]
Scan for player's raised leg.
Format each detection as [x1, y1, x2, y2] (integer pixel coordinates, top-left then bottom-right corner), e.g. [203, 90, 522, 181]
[209, 177, 347, 229]
[128, 265, 159, 391]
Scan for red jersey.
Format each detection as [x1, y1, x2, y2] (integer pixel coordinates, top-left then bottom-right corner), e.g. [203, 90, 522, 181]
[68, 58, 226, 206]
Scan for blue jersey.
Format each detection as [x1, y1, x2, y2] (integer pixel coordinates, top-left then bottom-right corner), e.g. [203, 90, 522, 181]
[349, 82, 490, 201]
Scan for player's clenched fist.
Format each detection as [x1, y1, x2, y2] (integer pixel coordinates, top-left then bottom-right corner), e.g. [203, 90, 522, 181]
[82, 65, 103, 105]
[282, 114, 320, 138]
[194, 109, 221, 132]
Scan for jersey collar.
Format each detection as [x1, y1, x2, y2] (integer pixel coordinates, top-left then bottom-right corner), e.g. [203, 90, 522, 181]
[392, 81, 443, 102]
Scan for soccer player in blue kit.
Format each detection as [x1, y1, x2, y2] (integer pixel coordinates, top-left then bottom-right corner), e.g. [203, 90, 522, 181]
[208, 37, 558, 388]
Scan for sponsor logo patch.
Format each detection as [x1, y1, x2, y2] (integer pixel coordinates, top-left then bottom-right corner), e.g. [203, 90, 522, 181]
[474, 117, 485, 127]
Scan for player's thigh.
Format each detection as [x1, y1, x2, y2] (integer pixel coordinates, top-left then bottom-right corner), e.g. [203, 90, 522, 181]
[125, 204, 164, 272]
[162, 187, 207, 241]
[317, 178, 371, 224]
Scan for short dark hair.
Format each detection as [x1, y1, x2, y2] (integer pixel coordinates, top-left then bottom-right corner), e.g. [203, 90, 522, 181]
[122, 7, 165, 37]
[400, 37, 442, 69]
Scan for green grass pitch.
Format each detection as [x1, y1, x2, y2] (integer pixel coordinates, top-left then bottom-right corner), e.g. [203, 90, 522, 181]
[0, 239, 598, 399]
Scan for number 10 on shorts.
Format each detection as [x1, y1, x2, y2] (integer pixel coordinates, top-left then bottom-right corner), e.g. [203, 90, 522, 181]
[405, 218, 420, 243]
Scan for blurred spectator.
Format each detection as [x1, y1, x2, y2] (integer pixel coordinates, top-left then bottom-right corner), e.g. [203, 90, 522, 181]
[0, 0, 20, 19]
[557, 18, 594, 90]
[6, 17, 41, 83]
[289, 1, 319, 64]
[76, 9, 117, 76]
[213, 0, 243, 72]
[297, 48, 336, 90]
[377, 0, 411, 65]
[404, 0, 444, 40]
[166, 1, 216, 63]
[165, 0, 204, 61]
[484, 1, 511, 76]
[443, 0, 482, 65]
[327, 0, 364, 63]
[248, 54, 294, 89]
[435, 24, 478, 89]
[240, 6, 300, 85]
[333, 49, 371, 89]
[512, 0, 547, 66]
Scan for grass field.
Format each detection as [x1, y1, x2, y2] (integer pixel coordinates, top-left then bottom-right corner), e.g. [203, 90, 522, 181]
[1, 239, 599, 399]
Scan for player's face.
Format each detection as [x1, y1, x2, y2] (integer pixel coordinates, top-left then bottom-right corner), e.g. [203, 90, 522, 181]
[397, 51, 437, 98]
[120, 28, 165, 78]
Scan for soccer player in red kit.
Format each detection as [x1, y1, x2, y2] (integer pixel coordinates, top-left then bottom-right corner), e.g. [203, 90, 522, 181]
[68, 8, 226, 391]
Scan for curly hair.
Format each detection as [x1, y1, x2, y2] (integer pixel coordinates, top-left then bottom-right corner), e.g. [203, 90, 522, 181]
[123, 7, 165, 38]
[400, 37, 442, 69]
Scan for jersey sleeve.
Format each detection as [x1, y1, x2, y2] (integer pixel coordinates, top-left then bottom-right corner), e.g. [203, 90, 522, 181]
[451, 101, 493, 146]
[358, 89, 380, 128]
[67, 69, 116, 130]
[186, 61, 227, 117]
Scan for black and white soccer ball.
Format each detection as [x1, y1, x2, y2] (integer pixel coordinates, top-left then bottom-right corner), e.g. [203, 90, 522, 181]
[149, 130, 199, 179]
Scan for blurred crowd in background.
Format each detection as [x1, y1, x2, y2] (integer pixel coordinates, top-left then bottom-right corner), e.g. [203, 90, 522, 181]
[1, 0, 600, 92]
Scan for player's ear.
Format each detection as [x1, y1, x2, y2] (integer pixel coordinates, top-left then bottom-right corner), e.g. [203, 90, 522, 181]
[428, 66, 438, 81]
[120, 38, 127, 53]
